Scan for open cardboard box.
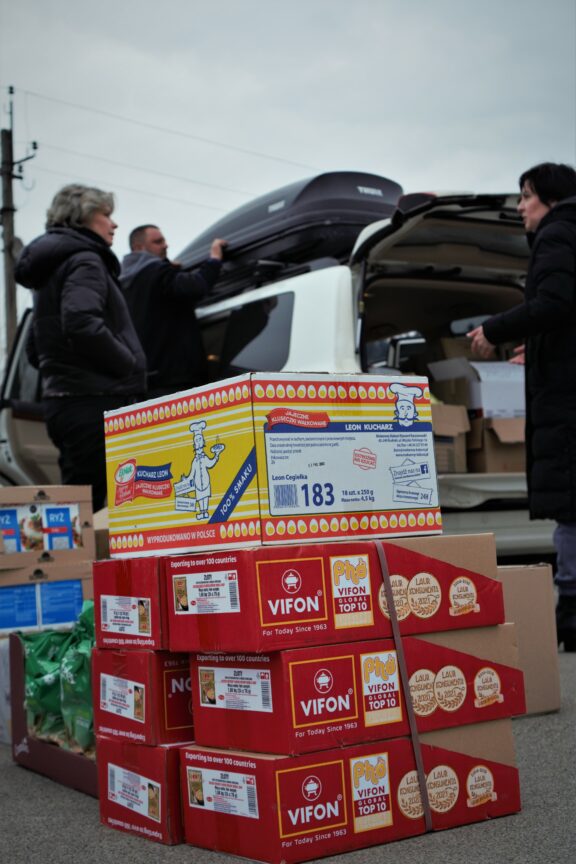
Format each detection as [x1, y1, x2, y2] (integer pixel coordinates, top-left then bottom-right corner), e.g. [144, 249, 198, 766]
[428, 358, 524, 419]
[9, 633, 98, 797]
[431, 403, 470, 473]
[467, 418, 526, 473]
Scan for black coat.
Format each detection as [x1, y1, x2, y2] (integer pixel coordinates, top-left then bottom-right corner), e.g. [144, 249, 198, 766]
[15, 227, 147, 397]
[483, 196, 576, 521]
[120, 254, 222, 395]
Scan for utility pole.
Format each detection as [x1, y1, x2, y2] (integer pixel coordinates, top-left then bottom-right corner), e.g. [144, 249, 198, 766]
[1, 126, 17, 355]
[1, 87, 36, 356]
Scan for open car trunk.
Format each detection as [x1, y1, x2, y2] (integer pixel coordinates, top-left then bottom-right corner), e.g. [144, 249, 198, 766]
[353, 193, 554, 555]
[353, 192, 529, 373]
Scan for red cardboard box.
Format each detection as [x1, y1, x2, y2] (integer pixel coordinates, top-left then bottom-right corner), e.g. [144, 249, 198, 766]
[180, 719, 521, 863]
[190, 625, 524, 754]
[92, 649, 193, 745]
[167, 534, 503, 653]
[97, 737, 183, 844]
[93, 558, 169, 649]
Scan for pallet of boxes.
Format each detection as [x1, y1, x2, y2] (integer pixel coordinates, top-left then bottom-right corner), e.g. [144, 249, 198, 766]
[0, 485, 98, 794]
[94, 373, 526, 858]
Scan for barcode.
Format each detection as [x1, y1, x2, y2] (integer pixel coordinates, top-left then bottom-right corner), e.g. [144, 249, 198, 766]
[100, 675, 107, 704]
[228, 577, 240, 611]
[108, 766, 116, 794]
[273, 484, 298, 509]
[246, 781, 258, 817]
[260, 677, 272, 710]
[101, 598, 108, 623]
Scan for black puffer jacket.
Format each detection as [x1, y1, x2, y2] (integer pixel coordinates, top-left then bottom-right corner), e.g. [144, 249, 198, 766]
[483, 196, 576, 521]
[16, 227, 147, 397]
[120, 253, 222, 394]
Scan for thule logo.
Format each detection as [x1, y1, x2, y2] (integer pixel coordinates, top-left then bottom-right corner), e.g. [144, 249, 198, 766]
[357, 186, 383, 197]
[268, 199, 286, 213]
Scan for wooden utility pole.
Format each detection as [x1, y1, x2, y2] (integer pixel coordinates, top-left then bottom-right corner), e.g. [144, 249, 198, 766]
[1, 125, 17, 355]
[1, 87, 36, 357]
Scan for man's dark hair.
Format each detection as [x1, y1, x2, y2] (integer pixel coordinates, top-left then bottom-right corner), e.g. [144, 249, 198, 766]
[129, 224, 159, 250]
[519, 162, 576, 205]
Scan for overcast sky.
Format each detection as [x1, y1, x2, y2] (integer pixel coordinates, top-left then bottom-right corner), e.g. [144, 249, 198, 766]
[0, 0, 575, 353]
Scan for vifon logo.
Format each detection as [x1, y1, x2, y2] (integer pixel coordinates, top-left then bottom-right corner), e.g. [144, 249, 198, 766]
[314, 669, 334, 694]
[302, 775, 322, 802]
[282, 569, 302, 594]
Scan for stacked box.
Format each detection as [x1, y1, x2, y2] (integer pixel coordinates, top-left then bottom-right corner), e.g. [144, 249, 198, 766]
[177, 534, 523, 860]
[180, 721, 521, 863]
[163, 534, 504, 653]
[0, 486, 96, 635]
[93, 565, 193, 844]
[189, 626, 525, 754]
[92, 534, 505, 654]
[2, 488, 99, 792]
[92, 649, 194, 745]
[99, 374, 523, 858]
[103, 373, 442, 557]
[97, 737, 183, 844]
[93, 557, 168, 650]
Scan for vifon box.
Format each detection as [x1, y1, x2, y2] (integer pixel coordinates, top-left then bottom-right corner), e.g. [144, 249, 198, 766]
[104, 373, 441, 558]
[180, 719, 521, 864]
[97, 737, 183, 845]
[92, 649, 193, 745]
[166, 533, 504, 653]
[190, 625, 524, 754]
[93, 558, 168, 649]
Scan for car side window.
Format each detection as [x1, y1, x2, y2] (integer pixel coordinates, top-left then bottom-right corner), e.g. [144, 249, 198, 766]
[2, 313, 42, 404]
[8, 347, 41, 402]
[200, 293, 294, 380]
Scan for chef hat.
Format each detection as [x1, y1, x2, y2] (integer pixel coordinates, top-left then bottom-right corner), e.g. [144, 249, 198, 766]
[189, 420, 207, 433]
[389, 383, 423, 404]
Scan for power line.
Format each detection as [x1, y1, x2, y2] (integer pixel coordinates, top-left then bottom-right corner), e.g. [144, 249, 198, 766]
[18, 88, 318, 171]
[34, 166, 230, 212]
[37, 142, 256, 197]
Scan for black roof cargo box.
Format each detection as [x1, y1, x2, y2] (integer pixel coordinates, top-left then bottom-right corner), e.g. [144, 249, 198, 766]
[177, 171, 403, 292]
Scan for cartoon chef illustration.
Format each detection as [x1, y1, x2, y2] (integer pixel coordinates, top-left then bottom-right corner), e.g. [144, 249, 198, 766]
[184, 421, 225, 520]
[389, 383, 423, 428]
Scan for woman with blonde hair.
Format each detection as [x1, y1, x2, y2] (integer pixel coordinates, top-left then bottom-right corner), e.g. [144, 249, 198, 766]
[15, 184, 147, 511]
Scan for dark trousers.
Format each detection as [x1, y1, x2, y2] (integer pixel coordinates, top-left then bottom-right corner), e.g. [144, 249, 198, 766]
[44, 396, 134, 513]
[554, 522, 576, 598]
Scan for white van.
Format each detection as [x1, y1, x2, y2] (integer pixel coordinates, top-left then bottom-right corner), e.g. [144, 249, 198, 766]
[0, 172, 554, 555]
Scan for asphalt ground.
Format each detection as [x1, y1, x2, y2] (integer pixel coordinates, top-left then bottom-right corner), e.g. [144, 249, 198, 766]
[0, 653, 574, 864]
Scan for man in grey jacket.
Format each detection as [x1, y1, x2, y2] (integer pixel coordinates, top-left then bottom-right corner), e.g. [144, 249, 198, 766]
[120, 225, 226, 397]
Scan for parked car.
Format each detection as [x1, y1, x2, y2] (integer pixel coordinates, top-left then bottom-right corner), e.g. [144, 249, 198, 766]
[0, 172, 554, 555]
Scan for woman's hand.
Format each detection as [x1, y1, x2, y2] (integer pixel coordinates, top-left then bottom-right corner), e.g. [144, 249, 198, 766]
[509, 344, 525, 365]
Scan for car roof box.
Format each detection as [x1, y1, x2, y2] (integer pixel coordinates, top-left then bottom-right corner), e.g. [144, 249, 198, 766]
[177, 171, 403, 291]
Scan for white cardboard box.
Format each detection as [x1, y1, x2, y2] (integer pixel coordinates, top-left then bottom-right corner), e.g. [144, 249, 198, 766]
[428, 358, 524, 418]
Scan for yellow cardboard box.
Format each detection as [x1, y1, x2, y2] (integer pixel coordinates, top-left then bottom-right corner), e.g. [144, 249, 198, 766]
[104, 373, 442, 557]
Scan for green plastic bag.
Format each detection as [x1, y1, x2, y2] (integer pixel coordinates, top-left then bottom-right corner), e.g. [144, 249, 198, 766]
[21, 600, 96, 751]
[23, 628, 75, 743]
[60, 601, 95, 752]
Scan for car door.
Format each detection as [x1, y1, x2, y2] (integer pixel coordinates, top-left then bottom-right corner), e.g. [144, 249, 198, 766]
[0, 309, 59, 486]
